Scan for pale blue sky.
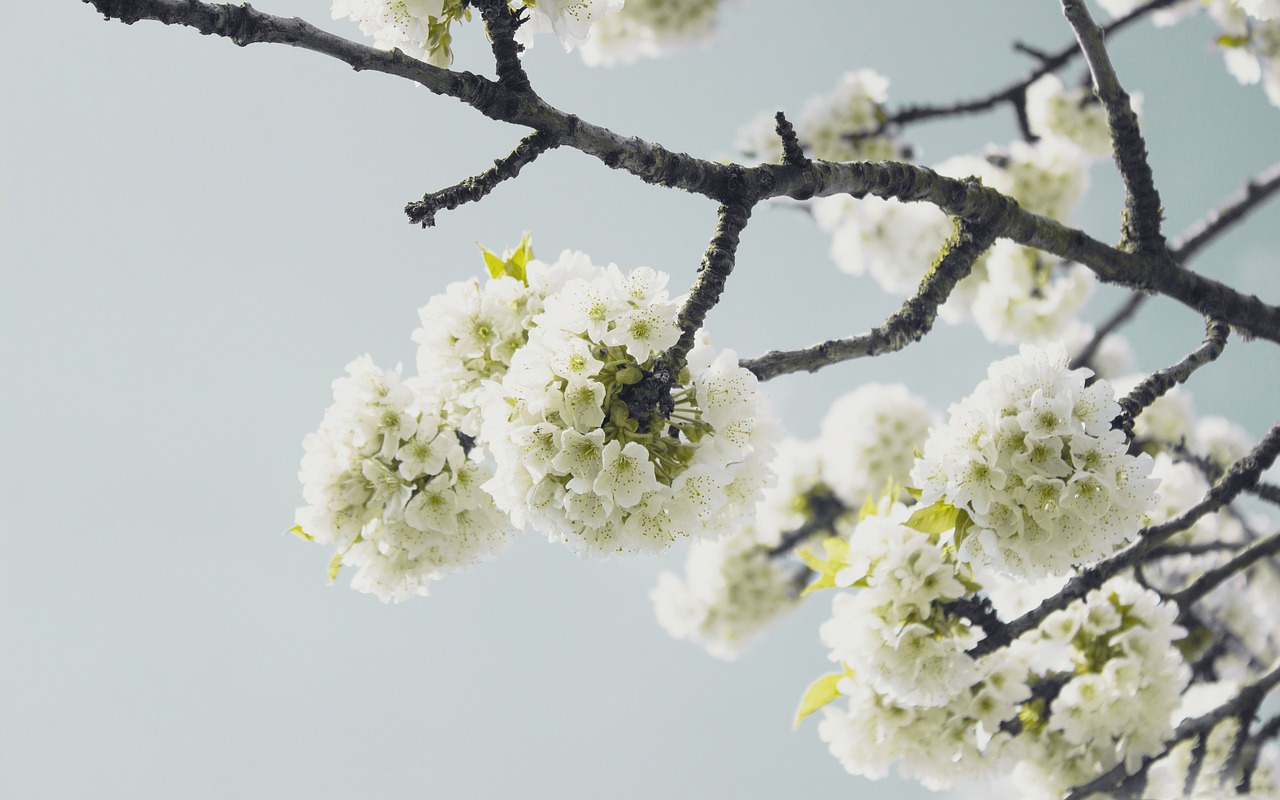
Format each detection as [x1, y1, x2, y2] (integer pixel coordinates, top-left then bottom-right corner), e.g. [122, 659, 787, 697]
[3, 2, 1278, 798]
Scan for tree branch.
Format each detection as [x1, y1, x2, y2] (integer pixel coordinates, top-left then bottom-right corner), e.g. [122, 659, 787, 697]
[1061, 0, 1165, 253]
[86, 0, 1280, 348]
[878, 0, 1182, 133]
[405, 130, 559, 227]
[1171, 161, 1280, 263]
[1171, 529, 1280, 611]
[741, 213, 998, 380]
[1114, 316, 1229, 439]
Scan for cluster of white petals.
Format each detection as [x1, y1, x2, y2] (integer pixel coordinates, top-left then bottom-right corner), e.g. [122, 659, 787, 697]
[813, 505, 1034, 789]
[1025, 74, 1117, 157]
[969, 241, 1094, 345]
[413, 250, 594, 435]
[513, 0, 626, 53]
[651, 526, 798, 660]
[481, 258, 775, 557]
[296, 356, 513, 602]
[1011, 578, 1190, 797]
[820, 505, 982, 707]
[819, 383, 938, 506]
[797, 69, 903, 163]
[912, 343, 1158, 577]
[578, 0, 731, 67]
[812, 193, 953, 296]
[331, 0, 459, 67]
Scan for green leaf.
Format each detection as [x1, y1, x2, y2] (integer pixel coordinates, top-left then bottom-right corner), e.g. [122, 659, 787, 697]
[478, 243, 506, 279]
[327, 552, 343, 585]
[952, 509, 974, 549]
[1216, 33, 1250, 48]
[798, 536, 852, 596]
[288, 525, 314, 541]
[905, 500, 962, 535]
[615, 365, 643, 385]
[476, 233, 535, 285]
[793, 671, 845, 729]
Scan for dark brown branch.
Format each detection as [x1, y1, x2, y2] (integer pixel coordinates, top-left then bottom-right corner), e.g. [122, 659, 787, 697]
[767, 492, 847, 558]
[774, 112, 809, 168]
[879, 0, 1181, 132]
[619, 202, 753, 427]
[1170, 161, 1280, 263]
[1061, 0, 1165, 253]
[1114, 317, 1229, 439]
[1240, 713, 1280, 791]
[742, 212, 998, 380]
[405, 130, 559, 227]
[472, 0, 531, 93]
[1070, 293, 1147, 371]
[1072, 162, 1280, 370]
[1171, 529, 1280, 611]
[971, 423, 1280, 658]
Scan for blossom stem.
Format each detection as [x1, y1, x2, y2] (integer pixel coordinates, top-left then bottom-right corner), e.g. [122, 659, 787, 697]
[1114, 316, 1229, 439]
[406, 130, 559, 227]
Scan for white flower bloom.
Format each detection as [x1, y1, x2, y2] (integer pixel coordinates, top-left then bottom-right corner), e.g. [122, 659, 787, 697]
[970, 242, 1094, 345]
[481, 255, 776, 557]
[651, 527, 799, 660]
[577, 0, 730, 67]
[296, 357, 514, 602]
[798, 69, 902, 163]
[332, 0, 455, 67]
[513, 0, 625, 53]
[912, 343, 1157, 577]
[818, 383, 938, 507]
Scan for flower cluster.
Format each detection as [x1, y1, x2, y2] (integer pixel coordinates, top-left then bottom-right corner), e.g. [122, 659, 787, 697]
[968, 240, 1094, 345]
[481, 261, 775, 557]
[578, 0, 731, 67]
[331, 0, 469, 67]
[651, 526, 799, 660]
[911, 343, 1158, 577]
[819, 383, 938, 507]
[513, 0, 626, 53]
[413, 245, 594, 435]
[797, 70, 904, 163]
[295, 356, 513, 602]
[1011, 578, 1190, 797]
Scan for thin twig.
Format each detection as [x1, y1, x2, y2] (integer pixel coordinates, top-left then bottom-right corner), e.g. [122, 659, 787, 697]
[1171, 529, 1280, 611]
[1070, 293, 1147, 372]
[1170, 161, 1280, 262]
[1115, 317, 1229, 439]
[879, 0, 1182, 132]
[742, 212, 998, 380]
[405, 131, 559, 227]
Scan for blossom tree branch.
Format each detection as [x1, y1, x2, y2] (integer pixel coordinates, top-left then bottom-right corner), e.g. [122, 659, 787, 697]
[406, 130, 559, 227]
[1072, 162, 1280, 370]
[85, 0, 1280, 350]
[1114, 316, 1229, 438]
[1061, 0, 1165, 253]
[741, 213, 998, 380]
[1170, 528, 1280, 612]
[878, 0, 1182, 133]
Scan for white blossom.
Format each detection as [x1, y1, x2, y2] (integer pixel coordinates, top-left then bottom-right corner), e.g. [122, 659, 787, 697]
[818, 383, 937, 507]
[578, 0, 731, 66]
[911, 343, 1158, 577]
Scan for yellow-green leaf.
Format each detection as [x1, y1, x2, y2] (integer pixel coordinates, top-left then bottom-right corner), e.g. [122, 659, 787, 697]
[798, 536, 851, 596]
[478, 243, 506, 279]
[476, 233, 535, 285]
[327, 552, 343, 585]
[793, 671, 844, 730]
[288, 525, 314, 541]
[1217, 33, 1250, 48]
[905, 500, 961, 535]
